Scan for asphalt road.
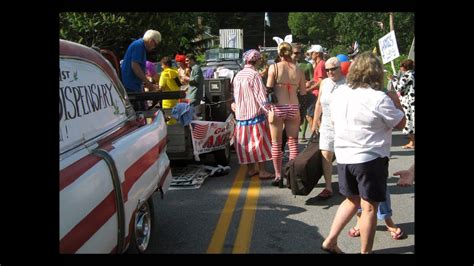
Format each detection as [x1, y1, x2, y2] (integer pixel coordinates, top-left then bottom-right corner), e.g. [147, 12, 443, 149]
[147, 129, 414, 254]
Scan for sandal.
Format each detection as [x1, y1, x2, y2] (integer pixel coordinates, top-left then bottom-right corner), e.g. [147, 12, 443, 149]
[271, 178, 285, 188]
[321, 241, 344, 254]
[348, 227, 360, 237]
[387, 227, 405, 240]
[317, 188, 333, 199]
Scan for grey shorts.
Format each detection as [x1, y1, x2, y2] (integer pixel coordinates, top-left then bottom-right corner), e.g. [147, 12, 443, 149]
[337, 157, 389, 202]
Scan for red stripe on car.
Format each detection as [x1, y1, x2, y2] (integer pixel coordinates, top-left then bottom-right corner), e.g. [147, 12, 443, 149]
[60, 137, 167, 253]
[122, 137, 167, 202]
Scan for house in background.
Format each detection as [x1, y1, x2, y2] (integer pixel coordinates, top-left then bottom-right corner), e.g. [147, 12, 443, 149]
[191, 16, 219, 54]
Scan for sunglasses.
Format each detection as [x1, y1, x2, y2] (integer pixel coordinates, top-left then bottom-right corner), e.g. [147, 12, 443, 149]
[293, 52, 301, 54]
[325, 67, 339, 72]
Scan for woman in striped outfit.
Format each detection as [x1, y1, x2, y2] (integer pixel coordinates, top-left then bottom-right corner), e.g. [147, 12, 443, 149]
[232, 49, 274, 179]
[266, 42, 307, 187]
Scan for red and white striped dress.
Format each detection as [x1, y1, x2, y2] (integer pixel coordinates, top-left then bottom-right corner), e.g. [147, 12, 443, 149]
[233, 65, 272, 164]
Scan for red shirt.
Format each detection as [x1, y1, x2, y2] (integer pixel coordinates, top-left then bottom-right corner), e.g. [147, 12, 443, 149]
[313, 60, 327, 96]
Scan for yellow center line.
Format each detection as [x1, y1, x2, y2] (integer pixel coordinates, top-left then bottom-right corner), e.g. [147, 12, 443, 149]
[207, 164, 247, 254]
[232, 175, 261, 254]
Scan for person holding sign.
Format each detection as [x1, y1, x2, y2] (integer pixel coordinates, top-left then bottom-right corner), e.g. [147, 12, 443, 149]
[388, 59, 415, 149]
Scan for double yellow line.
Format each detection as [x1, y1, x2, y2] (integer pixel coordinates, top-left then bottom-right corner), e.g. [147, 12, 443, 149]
[207, 165, 261, 254]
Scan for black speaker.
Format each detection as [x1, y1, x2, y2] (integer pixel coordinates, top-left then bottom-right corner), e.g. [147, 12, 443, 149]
[204, 78, 232, 121]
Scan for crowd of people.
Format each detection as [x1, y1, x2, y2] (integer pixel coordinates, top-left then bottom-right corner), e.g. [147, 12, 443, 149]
[119, 29, 415, 254]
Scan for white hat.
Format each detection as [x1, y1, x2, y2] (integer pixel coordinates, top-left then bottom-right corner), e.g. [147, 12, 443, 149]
[307, 44, 324, 54]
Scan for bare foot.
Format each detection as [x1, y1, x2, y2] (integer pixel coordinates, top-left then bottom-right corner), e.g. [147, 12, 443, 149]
[386, 226, 405, 240]
[402, 143, 414, 149]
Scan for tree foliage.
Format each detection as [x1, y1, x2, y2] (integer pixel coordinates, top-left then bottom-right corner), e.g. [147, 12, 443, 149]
[60, 12, 202, 61]
[59, 12, 414, 64]
[288, 12, 337, 47]
[288, 12, 414, 56]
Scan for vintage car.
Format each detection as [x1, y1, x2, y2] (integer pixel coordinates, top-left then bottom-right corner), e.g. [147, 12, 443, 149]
[59, 39, 172, 253]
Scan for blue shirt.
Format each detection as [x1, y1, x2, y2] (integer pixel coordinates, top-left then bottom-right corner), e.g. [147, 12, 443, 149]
[121, 39, 146, 92]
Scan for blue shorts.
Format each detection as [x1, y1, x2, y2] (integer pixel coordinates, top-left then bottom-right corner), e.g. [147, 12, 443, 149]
[337, 157, 389, 202]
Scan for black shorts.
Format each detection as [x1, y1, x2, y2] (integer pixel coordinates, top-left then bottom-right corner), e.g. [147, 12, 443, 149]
[337, 157, 389, 202]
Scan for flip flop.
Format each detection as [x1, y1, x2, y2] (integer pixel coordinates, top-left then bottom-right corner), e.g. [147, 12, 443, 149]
[348, 227, 360, 237]
[320, 241, 344, 254]
[388, 227, 405, 240]
[317, 188, 333, 199]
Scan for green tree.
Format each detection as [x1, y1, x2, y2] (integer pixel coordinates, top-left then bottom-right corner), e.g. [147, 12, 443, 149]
[60, 12, 203, 61]
[288, 13, 337, 47]
[288, 12, 414, 56]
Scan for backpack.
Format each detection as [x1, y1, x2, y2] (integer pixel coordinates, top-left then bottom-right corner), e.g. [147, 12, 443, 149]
[283, 133, 324, 196]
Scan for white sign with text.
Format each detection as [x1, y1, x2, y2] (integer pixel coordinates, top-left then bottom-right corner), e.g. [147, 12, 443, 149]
[378, 31, 400, 64]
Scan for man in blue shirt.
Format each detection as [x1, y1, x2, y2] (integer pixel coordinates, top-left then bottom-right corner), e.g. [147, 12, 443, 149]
[121, 29, 161, 111]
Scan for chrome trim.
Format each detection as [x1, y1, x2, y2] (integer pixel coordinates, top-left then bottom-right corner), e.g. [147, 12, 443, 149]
[91, 148, 126, 253]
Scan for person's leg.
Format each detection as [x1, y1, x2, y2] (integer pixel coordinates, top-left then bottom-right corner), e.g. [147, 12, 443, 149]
[281, 128, 288, 152]
[348, 212, 361, 237]
[403, 133, 415, 148]
[269, 113, 284, 183]
[247, 163, 258, 176]
[320, 150, 334, 193]
[284, 111, 301, 161]
[257, 161, 274, 179]
[378, 188, 404, 239]
[322, 196, 360, 253]
[356, 157, 388, 253]
[359, 198, 380, 254]
[306, 115, 313, 134]
[300, 119, 308, 140]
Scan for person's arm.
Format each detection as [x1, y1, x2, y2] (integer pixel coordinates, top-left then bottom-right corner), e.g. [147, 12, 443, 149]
[298, 68, 307, 96]
[266, 64, 275, 88]
[312, 80, 324, 132]
[386, 90, 406, 130]
[132, 62, 156, 90]
[394, 164, 414, 187]
[188, 66, 202, 87]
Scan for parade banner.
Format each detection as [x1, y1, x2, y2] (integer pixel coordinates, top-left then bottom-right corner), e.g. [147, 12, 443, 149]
[190, 114, 235, 160]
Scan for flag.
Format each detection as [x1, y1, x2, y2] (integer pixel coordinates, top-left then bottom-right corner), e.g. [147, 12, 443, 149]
[191, 122, 209, 140]
[265, 12, 271, 27]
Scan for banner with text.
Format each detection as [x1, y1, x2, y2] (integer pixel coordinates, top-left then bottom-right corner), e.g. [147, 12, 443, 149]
[190, 114, 235, 160]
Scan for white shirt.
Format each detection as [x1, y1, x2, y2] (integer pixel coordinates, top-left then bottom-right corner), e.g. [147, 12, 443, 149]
[330, 85, 404, 164]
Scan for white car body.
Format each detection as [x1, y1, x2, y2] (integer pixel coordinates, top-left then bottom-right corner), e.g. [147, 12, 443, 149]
[59, 40, 172, 253]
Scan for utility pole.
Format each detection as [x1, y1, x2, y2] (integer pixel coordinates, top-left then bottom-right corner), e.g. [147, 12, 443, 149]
[263, 15, 266, 47]
[389, 12, 396, 73]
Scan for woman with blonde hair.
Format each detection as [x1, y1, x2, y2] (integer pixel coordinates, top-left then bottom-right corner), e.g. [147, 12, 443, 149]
[321, 52, 405, 254]
[266, 42, 306, 187]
